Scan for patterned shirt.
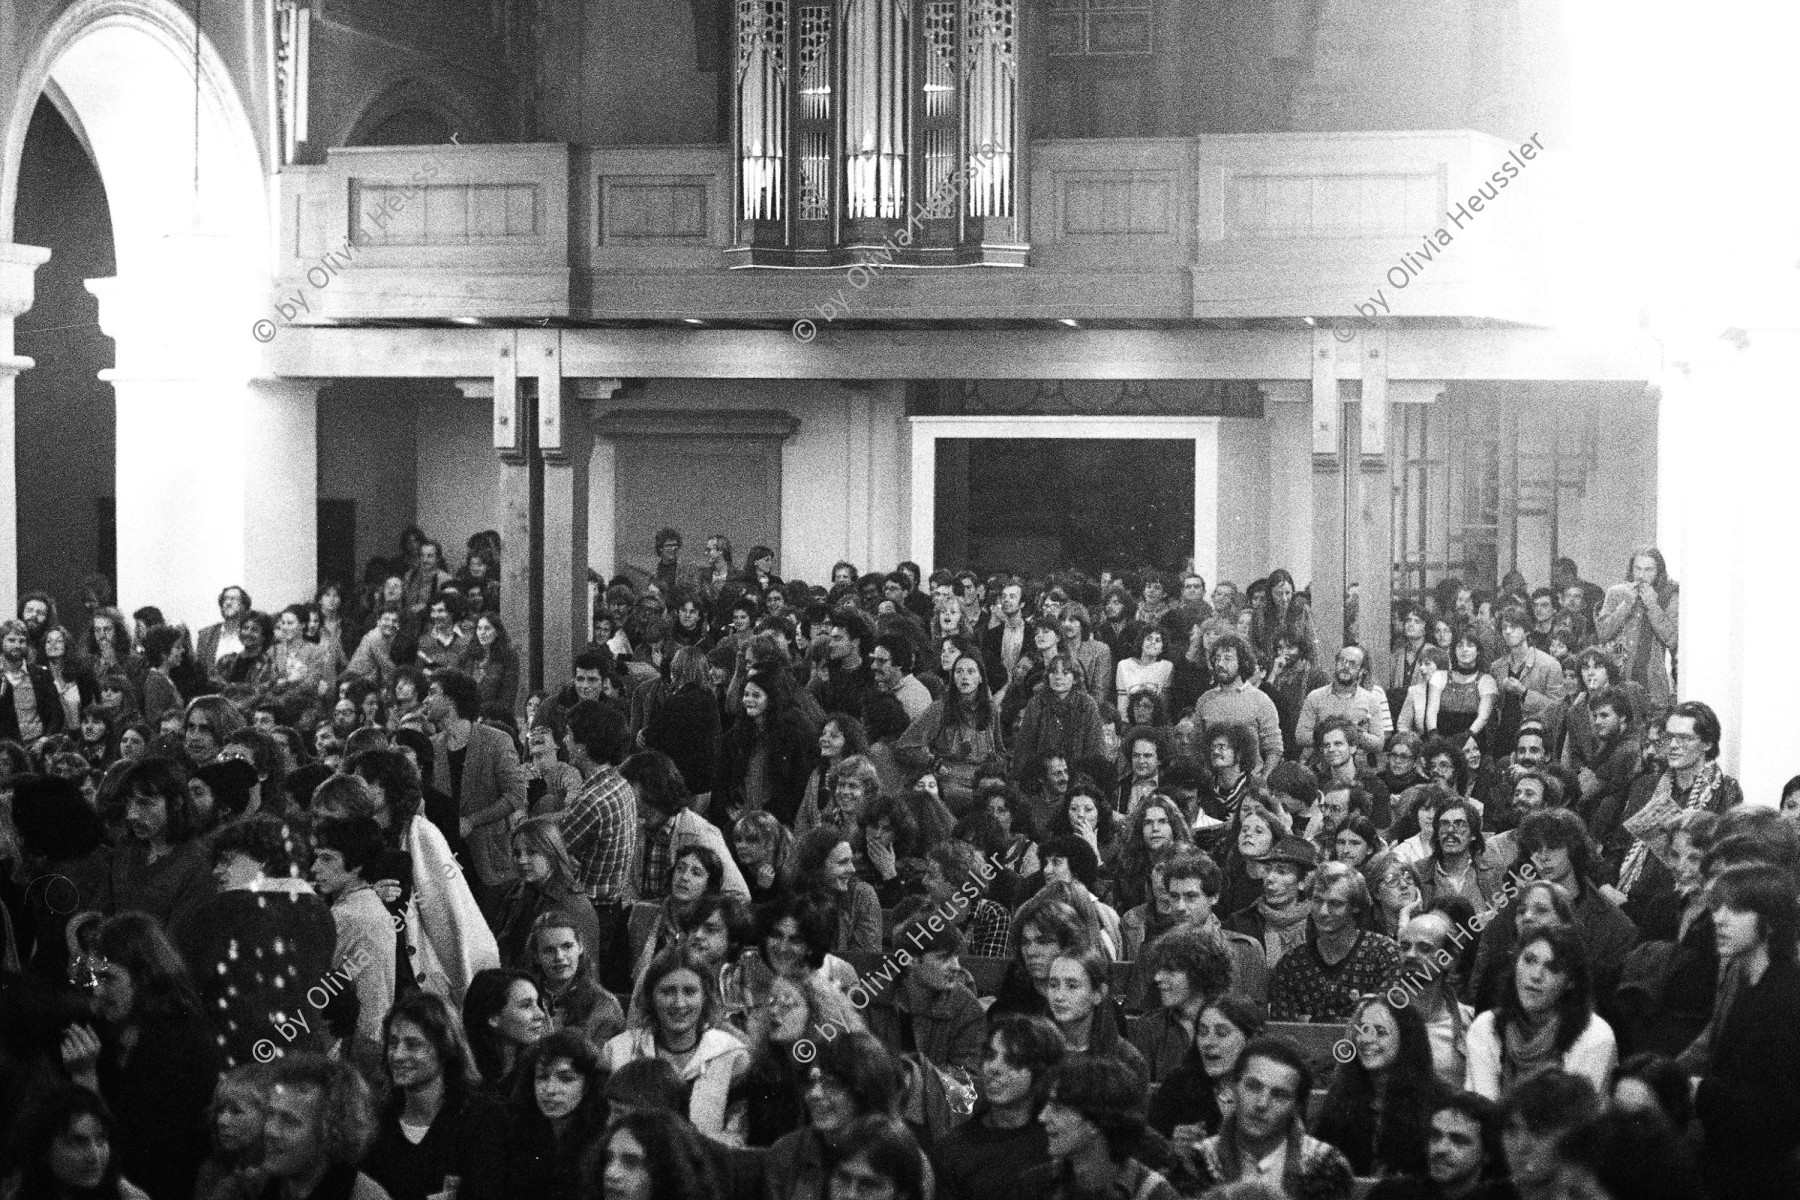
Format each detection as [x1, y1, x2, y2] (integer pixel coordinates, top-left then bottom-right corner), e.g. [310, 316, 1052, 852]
[964, 898, 1011, 959]
[560, 766, 638, 901]
[640, 819, 675, 901]
[1268, 928, 1404, 1022]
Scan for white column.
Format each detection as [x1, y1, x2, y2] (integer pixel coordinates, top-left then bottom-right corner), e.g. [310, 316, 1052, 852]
[91, 236, 315, 628]
[0, 245, 52, 617]
[1660, 332, 1800, 804]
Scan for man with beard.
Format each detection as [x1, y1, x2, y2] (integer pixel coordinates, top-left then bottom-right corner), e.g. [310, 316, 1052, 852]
[1296, 643, 1392, 756]
[1368, 1091, 1510, 1200]
[1192, 1038, 1354, 1197]
[1394, 911, 1478, 1087]
[18, 590, 56, 661]
[0, 617, 63, 743]
[197, 584, 252, 670]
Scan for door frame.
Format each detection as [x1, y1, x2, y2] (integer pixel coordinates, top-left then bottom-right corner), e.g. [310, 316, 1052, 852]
[907, 414, 1219, 581]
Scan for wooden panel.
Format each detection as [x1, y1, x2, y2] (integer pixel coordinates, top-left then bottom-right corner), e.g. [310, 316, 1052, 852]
[1226, 171, 1439, 238]
[356, 182, 541, 245]
[1063, 175, 1173, 235]
[602, 180, 711, 241]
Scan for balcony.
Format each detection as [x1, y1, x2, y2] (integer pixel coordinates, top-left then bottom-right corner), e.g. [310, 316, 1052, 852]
[273, 129, 1558, 326]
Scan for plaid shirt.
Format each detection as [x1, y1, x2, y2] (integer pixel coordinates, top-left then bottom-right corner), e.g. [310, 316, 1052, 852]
[640, 820, 675, 901]
[561, 766, 638, 901]
[964, 898, 1011, 959]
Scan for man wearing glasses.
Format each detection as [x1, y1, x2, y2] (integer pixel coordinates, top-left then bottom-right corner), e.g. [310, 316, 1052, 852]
[868, 633, 930, 722]
[1596, 700, 1741, 909]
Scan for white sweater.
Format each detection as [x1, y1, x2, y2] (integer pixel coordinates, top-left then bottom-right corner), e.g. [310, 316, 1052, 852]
[1464, 1008, 1617, 1100]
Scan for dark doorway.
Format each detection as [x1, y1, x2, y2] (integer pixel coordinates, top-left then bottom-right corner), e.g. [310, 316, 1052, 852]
[934, 438, 1194, 576]
[318, 499, 357, 593]
[14, 94, 116, 614]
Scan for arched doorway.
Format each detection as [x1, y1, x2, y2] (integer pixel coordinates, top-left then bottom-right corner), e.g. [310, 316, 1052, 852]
[2, 0, 312, 630]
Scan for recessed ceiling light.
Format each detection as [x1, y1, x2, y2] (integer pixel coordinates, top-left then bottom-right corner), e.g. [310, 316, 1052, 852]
[682, 318, 705, 326]
[1059, 318, 1080, 328]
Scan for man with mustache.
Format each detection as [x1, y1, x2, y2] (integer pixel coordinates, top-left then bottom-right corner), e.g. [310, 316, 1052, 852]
[0, 617, 64, 744]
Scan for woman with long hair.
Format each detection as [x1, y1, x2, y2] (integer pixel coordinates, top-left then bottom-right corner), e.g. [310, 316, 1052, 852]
[602, 945, 751, 1143]
[1112, 792, 1190, 912]
[1215, 797, 1287, 917]
[1146, 995, 1266, 1140]
[1044, 947, 1146, 1076]
[10, 1086, 154, 1200]
[457, 612, 520, 717]
[789, 826, 882, 954]
[1435, 630, 1497, 746]
[642, 644, 720, 802]
[730, 809, 793, 903]
[1315, 993, 1446, 1176]
[363, 991, 482, 1200]
[1465, 925, 1617, 1099]
[592, 1108, 722, 1200]
[1249, 567, 1315, 665]
[136, 628, 184, 729]
[43, 623, 100, 731]
[794, 712, 870, 834]
[897, 649, 1006, 814]
[760, 1031, 902, 1200]
[1595, 547, 1679, 717]
[461, 968, 548, 1097]
[94, 757, 213, 932]
[462, 1030, 607, 1200]
[626, 844, 725, 983]
[493, 816, 601, 972]
[57, 913, 224, 1200]
[990, 894, 1091, 1020]
[718, 664, 818, 826]
[182, 695, 245, 766]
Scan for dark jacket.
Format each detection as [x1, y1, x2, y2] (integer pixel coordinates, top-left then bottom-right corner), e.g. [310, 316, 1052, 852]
[460, 1098, 603, 1200]
[1696, 955, 1800, 1189]
[97, 1010, 225, 1200]
[643, 682, 721, 796]
[719, 707, 817, 827]
[0, 662, 66, 742]
[364, 1093, 485, 1200]
[865, 976, 987, 1072]
[430, 722, 528, 887]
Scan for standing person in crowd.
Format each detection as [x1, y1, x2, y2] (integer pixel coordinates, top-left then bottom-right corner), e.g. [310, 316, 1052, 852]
[424, 669, 527, 916]
[1, 617, 64, 743]
[458, 612, 520, 717]
[1594, 548, 1678, 719]
[1261, 629, 1328, 762]
[1193, 633, 1284, 778]
[869, 633, 932, 723]
[897, 649, 1005, 814]
[96, 757, 213, 932]
[1267, 860, 1404, 1022]
[809, 606, 877, 719]
[979, 581, 1028, 691]
[932, 1014, 1064, 1200]
[1465, 926, 1617, 1100]
[719, 664, 817, 826]
[58, 914, 225, 1200]
[1249, 568, 1315, 664]
[557, 699, 637, 985]
[308, 814, 399, 1067]
[346, 609, 402, 691]
[137, 626, 184, 728]
[522, 723, 582, 817]
[1434, 631, 1497, 749]
[641, 645, 720, 803]
[1315, 994, 1445, 1178]
[363, 992, 482, 1200]
[1191, 1037, 1355, 1196]
[1488, 607, 1568, 758]
[1296, 644, 1392, 756]
[1693, 862, 1800, 1200]
[1023, 1057, 1185, 1200]
[1597, 700, 1740, 907]
[1058, 603, 1113, 709]
[196, 586, 251, 671]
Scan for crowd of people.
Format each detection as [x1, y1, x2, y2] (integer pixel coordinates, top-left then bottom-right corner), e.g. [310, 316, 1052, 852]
[0, 525, 1789, 1200]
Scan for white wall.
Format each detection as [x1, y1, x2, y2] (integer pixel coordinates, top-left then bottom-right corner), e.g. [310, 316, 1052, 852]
[415, 388, 504, 564]
[584, 379, 910, 583]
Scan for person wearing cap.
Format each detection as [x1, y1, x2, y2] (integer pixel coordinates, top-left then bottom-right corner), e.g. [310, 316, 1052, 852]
[1224, 834, 1318, 970]
[1267, 861, 1404, 1022]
